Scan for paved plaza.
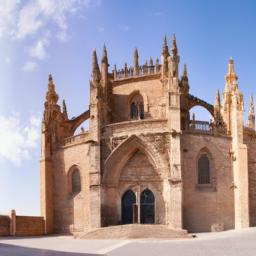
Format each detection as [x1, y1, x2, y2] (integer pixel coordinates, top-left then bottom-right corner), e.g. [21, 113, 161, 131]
[0, 228, 256, 256]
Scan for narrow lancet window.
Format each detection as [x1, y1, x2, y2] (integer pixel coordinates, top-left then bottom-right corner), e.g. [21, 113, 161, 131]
[131, 102, 138, 119]
[130, 93, 144, 120]
[72, 168, 81, 193]
[198, 154, 210, 184]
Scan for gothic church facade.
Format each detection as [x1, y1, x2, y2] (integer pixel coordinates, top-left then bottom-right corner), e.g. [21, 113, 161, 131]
[40, 35, 256, 234]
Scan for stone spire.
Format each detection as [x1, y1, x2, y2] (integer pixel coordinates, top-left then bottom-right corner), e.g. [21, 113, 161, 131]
[62, 99, 68, 120]
[46, 74, 59, 105]
[180, 64, 189, 94]
[249, 94, 255, 129]
[225, 58, 238, 86]
[161, 35, 169, 78]
[162, 35, 169, 57]
[134, 48, 139, 76]
[182, 64, 188, 80]
[171, 33, 178, 56]
[155, 57, 159, 72]
[92, 49, 101, 83]
[215, 89, 221, 108]
[101, 44, 108, 64]
[214, 90, 221, 119]
[169, 33, 180, 78]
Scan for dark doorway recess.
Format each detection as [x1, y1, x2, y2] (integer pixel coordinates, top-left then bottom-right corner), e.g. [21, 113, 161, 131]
[122, 190, 136, 224]
[140, 189, 155, 224]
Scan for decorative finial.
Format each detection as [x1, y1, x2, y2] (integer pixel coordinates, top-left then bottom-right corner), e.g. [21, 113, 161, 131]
[226, 57, 238, 85]
[183, 64, 187, 77]
[149, 57, 153, 66]
[62, 99, 68, 119]
[101, 44, 108, 64]
[215, 89, 221, 107]
[172, 33, 178, 56]
[48, 74, 53, 83]
[134, 47, 139, 60]
[249, 94, 255, 129]
[92, 49, 101, 82]
[250, 94, 255, 115]
[162, 34, 169, 56]
[134, 47, 139, 76]
[46, 74, 58, 104]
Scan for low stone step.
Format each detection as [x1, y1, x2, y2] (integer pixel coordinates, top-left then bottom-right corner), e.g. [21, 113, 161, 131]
[78, 224, 190, 239]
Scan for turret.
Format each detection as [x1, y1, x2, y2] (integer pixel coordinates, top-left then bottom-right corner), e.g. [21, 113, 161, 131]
[225, 58, 238, 91]
[224, 58, 249, 229]
[43, 74, 61, 125]
[166, 33, 182, 229]
[41, 74, 61, 234]
[222, 58, 238, 133]
[248, 95, 255, 129]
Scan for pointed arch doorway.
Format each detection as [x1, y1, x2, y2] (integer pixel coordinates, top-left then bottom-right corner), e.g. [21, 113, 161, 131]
[121, 188, 155, 224]
[121, 190, 137, 224]
[140, 189, 155, 224]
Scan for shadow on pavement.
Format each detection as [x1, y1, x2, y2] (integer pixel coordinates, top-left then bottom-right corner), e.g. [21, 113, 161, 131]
[0, 243, 104, 256]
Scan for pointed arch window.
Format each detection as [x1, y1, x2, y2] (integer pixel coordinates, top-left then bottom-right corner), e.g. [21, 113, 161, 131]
[198, 154, 210, 184]
[71, 168, 81, 194]
[130, 93, 144, 120]
[130, 102, 138, 119]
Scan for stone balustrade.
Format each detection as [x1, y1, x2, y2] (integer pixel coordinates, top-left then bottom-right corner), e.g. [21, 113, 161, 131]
[62, 131, 90, 147]
[189, 120, 213, 134]
[114, 63, 162, 80]
[103, 119, 168, 137]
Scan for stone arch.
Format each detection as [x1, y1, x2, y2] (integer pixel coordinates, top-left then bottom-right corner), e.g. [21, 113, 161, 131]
[188, 95, 214, 117]
[196, 147, 216, 186]
[103, 135, 163, 186]
[128, 90, 148, 113]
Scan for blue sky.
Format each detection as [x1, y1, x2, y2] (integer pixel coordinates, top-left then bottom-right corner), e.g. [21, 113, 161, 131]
[1, 0, 256, 215]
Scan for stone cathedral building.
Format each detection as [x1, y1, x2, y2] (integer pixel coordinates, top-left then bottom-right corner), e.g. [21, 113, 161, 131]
[40, 34, 256, 235]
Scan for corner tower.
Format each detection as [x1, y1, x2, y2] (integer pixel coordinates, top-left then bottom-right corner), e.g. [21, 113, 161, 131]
[166, 34, 183, 229]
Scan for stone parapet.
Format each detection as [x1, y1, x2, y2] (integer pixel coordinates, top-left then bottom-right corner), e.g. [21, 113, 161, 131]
[102, 119, 168, 138]
[62, 132, 90, 148]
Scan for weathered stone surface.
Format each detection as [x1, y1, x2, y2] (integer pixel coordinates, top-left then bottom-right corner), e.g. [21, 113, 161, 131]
[39, 38, 255, 236]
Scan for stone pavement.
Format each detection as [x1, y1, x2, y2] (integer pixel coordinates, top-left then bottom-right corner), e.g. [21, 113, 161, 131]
[1, 228, 256, 256]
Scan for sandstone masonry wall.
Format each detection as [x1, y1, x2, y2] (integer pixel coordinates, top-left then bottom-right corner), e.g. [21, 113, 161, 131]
[244, 130, 256, 226]
[182, 133, 234, 232]
[111, 78, 165, 123]
[0, 215, 10, 236]
[53, 142, 91, 234]
[15, 216, 45, 236]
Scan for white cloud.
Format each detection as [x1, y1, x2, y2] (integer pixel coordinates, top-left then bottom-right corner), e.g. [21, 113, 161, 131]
[119, 24, 130, 32]
[5, 56, 11, 64]
[0, 0, 94, 66]
[0, 0, 92, 40]
[23, 61, 37, 72]
[97, 26, 105, 33]
[29, 37, 49, 60]
[0, 113, 41, 166]
[15, 1, 43, 39]
[0, 0, 20, 38]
